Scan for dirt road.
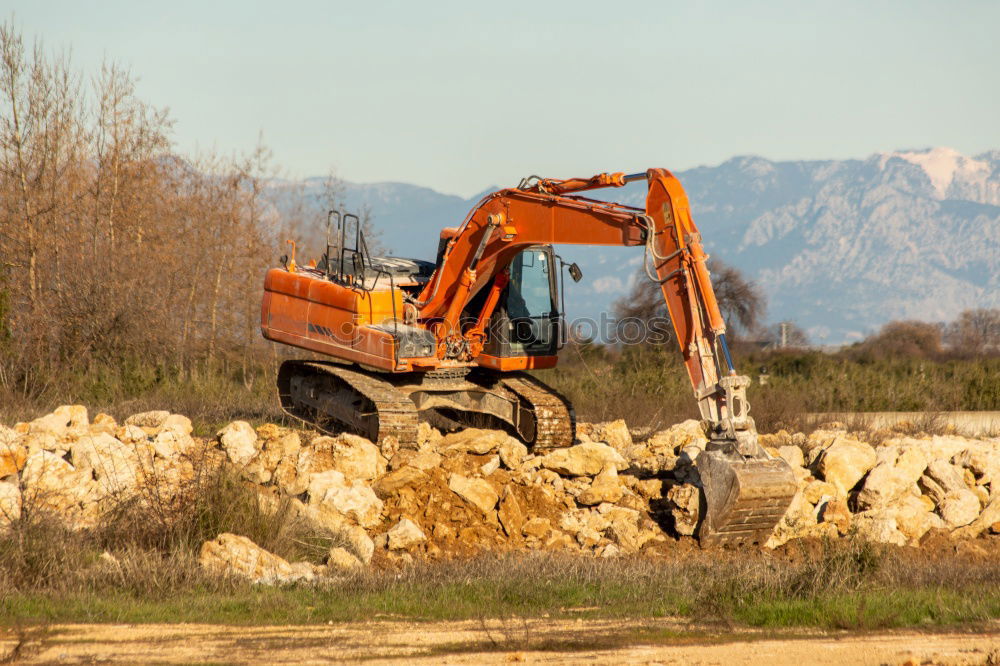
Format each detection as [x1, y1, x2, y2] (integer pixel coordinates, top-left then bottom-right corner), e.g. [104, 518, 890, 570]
[3, 619, 998, 665]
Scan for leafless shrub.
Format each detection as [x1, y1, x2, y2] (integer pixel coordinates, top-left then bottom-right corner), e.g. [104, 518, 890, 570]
[945, 308, 1000, 357]
[0, 512, 93, 592]
[747, 387, 808, 434]
[614, 258, 765, 342]
[851, 321, 944, 361]
[97, 461, 338, 564]
[889, 411, 950, 437]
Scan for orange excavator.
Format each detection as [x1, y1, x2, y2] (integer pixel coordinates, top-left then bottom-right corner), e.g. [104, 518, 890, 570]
[261, 168, 797, 545]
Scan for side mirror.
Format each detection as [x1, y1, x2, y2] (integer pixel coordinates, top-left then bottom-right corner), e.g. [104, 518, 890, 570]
[568, 262, 583, 283]
[351, 251, 365, 275]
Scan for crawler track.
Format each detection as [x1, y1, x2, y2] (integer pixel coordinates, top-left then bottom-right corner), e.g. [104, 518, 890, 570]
[500, 372, 576, 450]
[277, 362, 575, 449]
[277, 361, 419, 444]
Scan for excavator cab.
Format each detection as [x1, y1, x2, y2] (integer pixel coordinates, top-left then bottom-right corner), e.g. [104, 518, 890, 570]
[483, 246, 561, 358]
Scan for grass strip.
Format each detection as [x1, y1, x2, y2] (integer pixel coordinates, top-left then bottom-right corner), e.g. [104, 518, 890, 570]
[3, 580, 997, 629]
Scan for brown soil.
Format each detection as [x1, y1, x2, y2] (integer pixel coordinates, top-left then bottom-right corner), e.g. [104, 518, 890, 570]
[3, 620, 997, 665]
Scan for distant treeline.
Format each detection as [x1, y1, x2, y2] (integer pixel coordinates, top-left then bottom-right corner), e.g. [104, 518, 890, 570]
[543, 310, 1000, 433]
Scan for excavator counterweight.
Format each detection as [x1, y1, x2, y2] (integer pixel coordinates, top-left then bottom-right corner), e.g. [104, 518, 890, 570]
[261, 168, 796, 546]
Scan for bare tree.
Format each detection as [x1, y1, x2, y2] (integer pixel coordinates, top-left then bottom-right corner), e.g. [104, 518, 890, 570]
[0, 21, 316, 398]
[316, 171, 383, 256]
[856, 320, 943, 360]
[0, 24, 85, 310]
[946, 308, 1000, 356]
[762, 321, 810, 349]
[614, 257, 766, 341]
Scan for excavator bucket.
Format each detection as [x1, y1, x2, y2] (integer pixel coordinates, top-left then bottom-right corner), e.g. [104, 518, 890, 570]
[696, 447, 798, 547]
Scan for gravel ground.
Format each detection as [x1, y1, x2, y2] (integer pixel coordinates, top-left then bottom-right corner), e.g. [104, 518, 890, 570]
[3, 619, 998, 665]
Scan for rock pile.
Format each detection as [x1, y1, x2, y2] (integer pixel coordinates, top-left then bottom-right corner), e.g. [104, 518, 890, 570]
[0, 407, 212, 531]
[763, 427, 1000, 547]
[2, 406, 998, 583]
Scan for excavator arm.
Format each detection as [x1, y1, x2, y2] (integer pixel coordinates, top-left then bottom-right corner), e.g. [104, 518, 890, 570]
[417, 168, 797, 546]
[419, 169, 740, 442]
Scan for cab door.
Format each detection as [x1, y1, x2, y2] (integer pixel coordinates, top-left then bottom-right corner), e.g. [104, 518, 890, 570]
[484, 246, 560, 358]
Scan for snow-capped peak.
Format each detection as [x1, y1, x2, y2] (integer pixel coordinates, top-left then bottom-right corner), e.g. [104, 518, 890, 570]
[884, 147, 989, 198]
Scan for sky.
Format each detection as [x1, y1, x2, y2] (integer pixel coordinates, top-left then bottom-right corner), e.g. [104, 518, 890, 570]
[6, 0, 998, 197]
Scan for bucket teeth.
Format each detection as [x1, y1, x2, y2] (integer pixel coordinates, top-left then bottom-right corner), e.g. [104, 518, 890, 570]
[696, 448, 798, 547]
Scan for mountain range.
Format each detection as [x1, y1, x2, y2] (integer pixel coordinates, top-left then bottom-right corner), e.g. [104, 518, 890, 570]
[269, 147, 1000, 345]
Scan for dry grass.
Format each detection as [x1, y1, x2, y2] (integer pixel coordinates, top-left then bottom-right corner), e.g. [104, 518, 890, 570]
[789, 411, 968, 446]
[538, 347, 1000, 434]
[0, 356, 288, 437]
[2, 347, 998, 437]
[2, 511, 999, 629]
[0, 462, 350, 600]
